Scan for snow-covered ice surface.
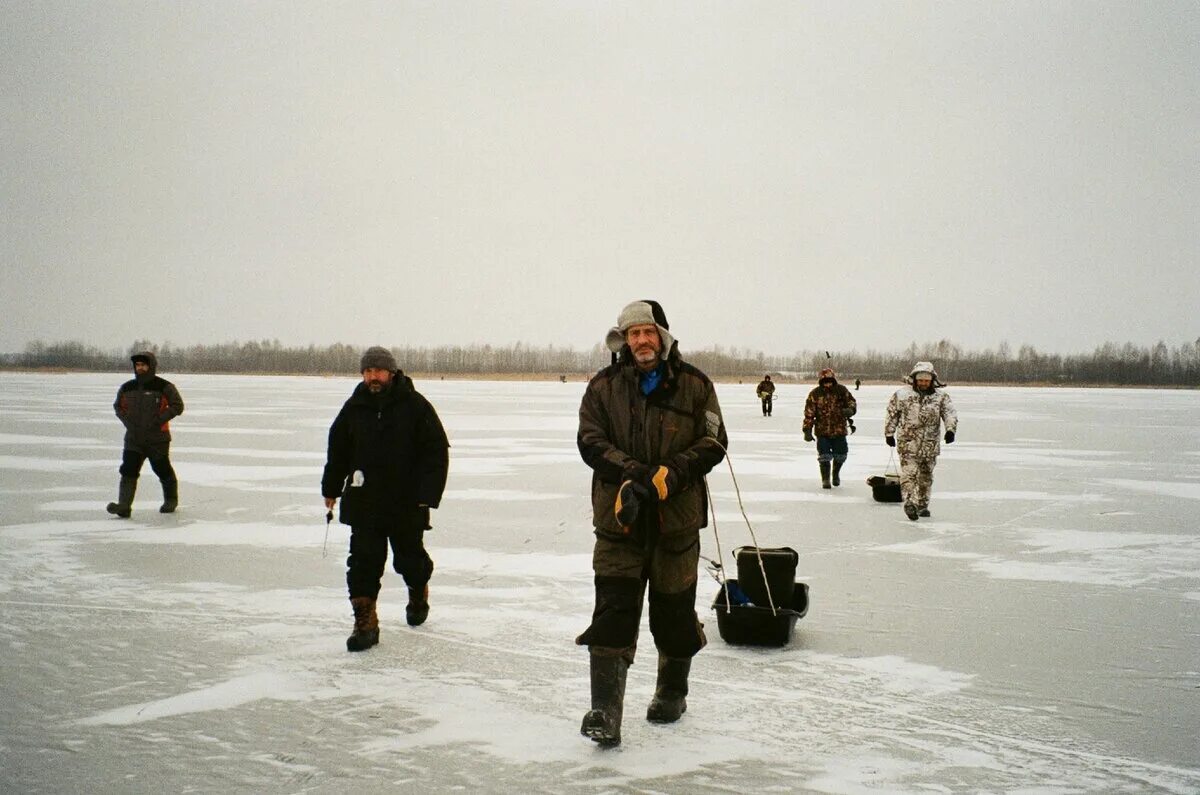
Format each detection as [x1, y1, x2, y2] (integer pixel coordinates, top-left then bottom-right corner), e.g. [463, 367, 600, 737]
[1, 373, 1198, 794]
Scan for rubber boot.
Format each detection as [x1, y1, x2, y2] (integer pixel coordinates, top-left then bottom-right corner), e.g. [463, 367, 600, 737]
[646, 655, 690, 723]
[904, 503, 919, 521]
[406, 584, 429, 626]
[580, 654, 628, 747]
[831, 460, 843, 487]
[819, 461, 831, 489]
[106, 476, 137, 519]
[160, 479, 178, 513]
[346, 596, 379, 651]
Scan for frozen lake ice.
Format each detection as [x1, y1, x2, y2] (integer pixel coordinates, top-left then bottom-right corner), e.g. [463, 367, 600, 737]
[1, 372, 1198, 793]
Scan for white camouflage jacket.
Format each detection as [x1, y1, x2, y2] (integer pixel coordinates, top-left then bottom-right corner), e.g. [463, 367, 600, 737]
[884, 386, 958, 460]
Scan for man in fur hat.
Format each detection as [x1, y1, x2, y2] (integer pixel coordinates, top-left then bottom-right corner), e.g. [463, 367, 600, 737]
[884, 361, 958, 520]
[576, 300, 728, 747]
[322, 346, 449, 651]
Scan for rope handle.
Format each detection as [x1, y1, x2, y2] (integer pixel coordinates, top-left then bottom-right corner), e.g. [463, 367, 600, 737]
[705, 439, 780, 616]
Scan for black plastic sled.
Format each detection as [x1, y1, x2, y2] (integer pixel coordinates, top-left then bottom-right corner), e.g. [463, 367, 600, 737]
[712, 546, 808, 647]
[867, 474, 902, 502]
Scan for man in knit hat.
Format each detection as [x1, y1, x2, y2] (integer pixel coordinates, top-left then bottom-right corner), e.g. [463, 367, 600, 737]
[321, 346, 449, 651]
[107, 350, 185, 517]
[884, 361, 958, 520]
[802, 367, 857, 489]
[576, 300, 728, 747]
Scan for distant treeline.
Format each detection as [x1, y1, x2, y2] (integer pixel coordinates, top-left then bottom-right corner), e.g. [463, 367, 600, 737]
[5, 337, 1200, 386]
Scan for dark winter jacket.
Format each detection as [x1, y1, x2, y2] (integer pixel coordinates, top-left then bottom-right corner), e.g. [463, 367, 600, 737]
[321, 373, 449, 529]
[113, 351, 184, 450]
[802, 380, 856, 438]
[578, 343, 727, 536]
[756, 379, 775, 398]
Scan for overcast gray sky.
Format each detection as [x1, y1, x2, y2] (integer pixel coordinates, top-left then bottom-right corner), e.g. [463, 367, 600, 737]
[2, 2, 1197, 357]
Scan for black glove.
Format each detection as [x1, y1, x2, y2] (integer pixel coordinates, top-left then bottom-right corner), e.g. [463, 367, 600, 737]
[885, 435, 896, 447]
[622, 462, 654, 484]
[803, 428, 814, 442]
[847, 419, 857, 435]
[615, 479, 650, 527]
[944, 431, 955, 444]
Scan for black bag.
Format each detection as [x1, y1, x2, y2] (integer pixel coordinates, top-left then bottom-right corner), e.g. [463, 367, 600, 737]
[734, 546, 798, 608]
[338, 471, 366, 525]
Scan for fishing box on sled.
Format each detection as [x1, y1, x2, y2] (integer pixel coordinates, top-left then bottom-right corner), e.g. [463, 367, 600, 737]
[711, 547, 808, 647]
[866, 474, 902, 503]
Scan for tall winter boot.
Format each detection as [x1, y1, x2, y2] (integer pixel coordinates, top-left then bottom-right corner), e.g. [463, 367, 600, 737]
[580, 654, 628, 747]
[646, 654, 691, 723]
[106, 476, 137, 519]
[346, 596, 379, 652]
[831, 460, 843, 487]
[819, 461, 832, 489]
[406, 584, 430, 626]
[160, 479, 178, 513]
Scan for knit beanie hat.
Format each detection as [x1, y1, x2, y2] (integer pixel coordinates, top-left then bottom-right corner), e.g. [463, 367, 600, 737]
[604, 299, 676, 359]
[360, 346, 398, 372]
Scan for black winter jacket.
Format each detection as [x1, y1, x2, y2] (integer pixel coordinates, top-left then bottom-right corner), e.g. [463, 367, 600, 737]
[321, 373, 450, 529]
[113, 351, 184, 450]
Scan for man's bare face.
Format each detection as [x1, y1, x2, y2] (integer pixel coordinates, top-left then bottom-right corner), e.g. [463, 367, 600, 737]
[625, 324, 661, 371]
[133, 361, 150, 376]
[915, 375, 933, 390]
[363, 367, 393, 393]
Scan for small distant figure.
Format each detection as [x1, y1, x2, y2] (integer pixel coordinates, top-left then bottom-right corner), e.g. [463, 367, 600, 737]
[577, 299, 727, 748]
[884, 361, 958, 521]
[322, 347, 450, 652]
[802, 368, 857, 489]
[854, 378, 861, 391]
[756, 374, 775, 416]
[107, 351, 184, 518]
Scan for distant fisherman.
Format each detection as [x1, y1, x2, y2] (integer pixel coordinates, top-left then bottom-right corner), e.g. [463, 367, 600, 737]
[802, 368, 857, 489]
[576, 300, 728, 747]
[756, 374, 775, 417]
[321, 347, 449, 651]
[107, 351, 184, 517]
[884, 361, 958, 520]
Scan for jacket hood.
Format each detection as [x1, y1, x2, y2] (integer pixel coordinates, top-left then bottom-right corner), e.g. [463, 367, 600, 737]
[904, 360, 945, 388]
[130, 351, 158, 376]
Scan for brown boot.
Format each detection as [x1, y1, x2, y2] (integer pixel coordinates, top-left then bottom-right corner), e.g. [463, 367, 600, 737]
[346, 596, 379, 652]
[406, 585, 429, 626]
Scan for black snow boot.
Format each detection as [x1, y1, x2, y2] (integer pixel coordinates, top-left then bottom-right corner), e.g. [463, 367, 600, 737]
[160, 479, 178, 513]
[819, 461, 832, 489]
[904, 503, 919, 521]
[346, 596, 379, 651]
[646, 655, 690, 724]
[106, 476, 137, 519]
[406, 584, 429, 627]
[831, 460, 843, 487]
[580, 654, 628, 747]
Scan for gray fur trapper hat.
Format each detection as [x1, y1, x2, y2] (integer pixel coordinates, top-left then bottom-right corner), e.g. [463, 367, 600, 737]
[605, 300, 676, 359]
[360, 346, 398, 372]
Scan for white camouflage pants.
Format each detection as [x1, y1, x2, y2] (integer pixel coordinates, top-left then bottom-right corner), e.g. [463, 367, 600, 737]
[899, 455, 936, 511]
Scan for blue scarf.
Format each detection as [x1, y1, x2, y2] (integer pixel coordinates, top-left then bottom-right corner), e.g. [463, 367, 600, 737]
[639, 364, 664, 396]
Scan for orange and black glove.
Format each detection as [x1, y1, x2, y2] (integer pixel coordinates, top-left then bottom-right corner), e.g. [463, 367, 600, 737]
[647, 465, 679, 501]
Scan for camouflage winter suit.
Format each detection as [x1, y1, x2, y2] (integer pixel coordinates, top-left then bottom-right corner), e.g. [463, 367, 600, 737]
[884, 386, 958, 512]
[803, 382, 857, 462]
[576, 344, 727, 664]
